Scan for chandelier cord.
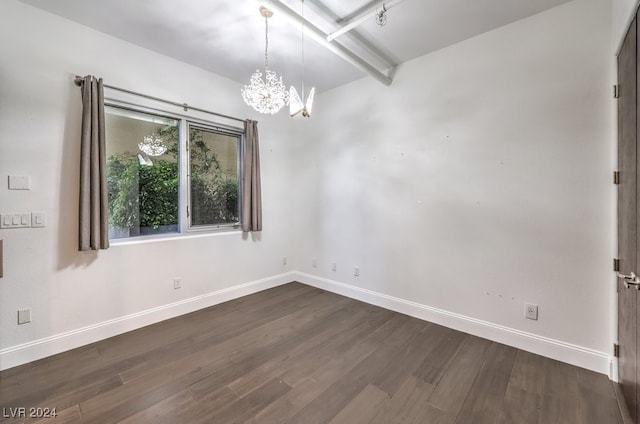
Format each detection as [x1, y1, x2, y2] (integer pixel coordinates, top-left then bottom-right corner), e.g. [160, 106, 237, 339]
[301, 0, 305, 98]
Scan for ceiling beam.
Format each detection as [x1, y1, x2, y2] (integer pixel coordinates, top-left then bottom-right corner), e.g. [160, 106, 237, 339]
[327, 0, 407, 41]
[259, 0, 393, 86]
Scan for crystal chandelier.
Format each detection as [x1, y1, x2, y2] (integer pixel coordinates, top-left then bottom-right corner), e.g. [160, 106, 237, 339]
[241, 7, 288, 114]
[138, 134, 167, 157]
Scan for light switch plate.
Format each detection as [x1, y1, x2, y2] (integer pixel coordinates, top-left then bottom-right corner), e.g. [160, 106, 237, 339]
[18, 309, 31, 325]
[0, 213, 32, 228]
[8, 175, 30, 190]
[31, 212, 46, 228]
[1, 214, 12, 228]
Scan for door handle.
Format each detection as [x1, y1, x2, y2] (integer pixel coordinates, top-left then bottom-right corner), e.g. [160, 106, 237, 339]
[617, 271, 640, 289]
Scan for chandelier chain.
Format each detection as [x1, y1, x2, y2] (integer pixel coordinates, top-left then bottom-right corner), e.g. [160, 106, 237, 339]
[264, 16, 269, 69]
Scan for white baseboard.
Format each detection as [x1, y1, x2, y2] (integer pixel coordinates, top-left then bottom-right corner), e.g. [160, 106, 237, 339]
[0, 272, 294, 371]
[0, 271, 613, 376]
[293, 272, 612, 376]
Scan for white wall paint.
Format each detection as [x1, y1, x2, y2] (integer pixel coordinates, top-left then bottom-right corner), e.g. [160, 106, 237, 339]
[292, 0, 614, 357]
[0, 0, 617, 374]
[0, 0, 295, 365]
[613, 0, 638, 50]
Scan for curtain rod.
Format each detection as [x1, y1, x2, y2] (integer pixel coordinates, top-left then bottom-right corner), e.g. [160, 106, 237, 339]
[74, 76, 246, 123]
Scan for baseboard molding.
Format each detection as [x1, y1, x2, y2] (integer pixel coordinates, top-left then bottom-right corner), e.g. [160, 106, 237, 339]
[1, 271, 613, 376]
[0, 272, 294, 371]
[293, 272, 612, 376]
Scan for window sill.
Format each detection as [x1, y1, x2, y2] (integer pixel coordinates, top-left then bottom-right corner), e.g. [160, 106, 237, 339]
[108, 228, 242, 247]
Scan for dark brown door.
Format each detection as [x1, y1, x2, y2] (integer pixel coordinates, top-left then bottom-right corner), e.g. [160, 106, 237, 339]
[618, 15, 639, 423]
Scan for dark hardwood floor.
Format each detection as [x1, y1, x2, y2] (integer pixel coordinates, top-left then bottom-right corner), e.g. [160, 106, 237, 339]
[0, 282, 625, 423]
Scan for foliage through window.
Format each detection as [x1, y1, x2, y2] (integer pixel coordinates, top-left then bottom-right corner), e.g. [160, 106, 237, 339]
[105, 106, 242, 240]
[188, 125, 240, 227]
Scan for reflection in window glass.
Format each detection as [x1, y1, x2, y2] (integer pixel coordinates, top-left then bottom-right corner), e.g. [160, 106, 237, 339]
[105, 106, 179, 239]
[189, 125, 240, 228]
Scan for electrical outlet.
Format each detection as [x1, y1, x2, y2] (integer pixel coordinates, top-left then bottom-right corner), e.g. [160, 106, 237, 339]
[312, 258, 317, 268]
[331, 262, 337, 272]
[354, 267, 360, 277]
[282, 256, 287, 266]
[173, 278, 182, 290]
[525, 303, 538, 320]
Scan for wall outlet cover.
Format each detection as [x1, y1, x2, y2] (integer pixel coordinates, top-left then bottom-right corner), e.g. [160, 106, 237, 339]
[525, 303, 538, 320]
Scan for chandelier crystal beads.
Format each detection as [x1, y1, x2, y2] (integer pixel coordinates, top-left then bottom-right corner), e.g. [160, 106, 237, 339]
[241, 7, 288, 114]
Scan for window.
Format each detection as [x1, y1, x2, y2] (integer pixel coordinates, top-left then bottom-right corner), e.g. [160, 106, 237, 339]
[105, 105, 243, 240]
[188, 124, 241, 228]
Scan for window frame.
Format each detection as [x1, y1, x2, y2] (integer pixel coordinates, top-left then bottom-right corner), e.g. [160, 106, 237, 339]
[186, 121, 244, 233]
[104, 100, 245, 242]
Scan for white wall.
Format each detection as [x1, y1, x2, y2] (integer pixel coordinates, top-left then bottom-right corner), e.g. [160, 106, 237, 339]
[0, 0, 295, 369]
[0, 0, 617, 375]
[292, 0, 615, 372]
[613, 0, 638, 50]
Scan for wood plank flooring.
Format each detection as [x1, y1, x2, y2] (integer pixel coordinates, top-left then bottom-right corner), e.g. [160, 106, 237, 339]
[0, 282, 624, 423]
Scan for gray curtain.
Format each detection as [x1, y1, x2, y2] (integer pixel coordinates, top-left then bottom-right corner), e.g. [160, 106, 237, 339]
[79, 75, 109, 251]
[242, 120, 262, 232]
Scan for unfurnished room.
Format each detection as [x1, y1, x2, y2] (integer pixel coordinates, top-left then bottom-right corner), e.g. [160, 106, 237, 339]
[0, 0, 636, 422]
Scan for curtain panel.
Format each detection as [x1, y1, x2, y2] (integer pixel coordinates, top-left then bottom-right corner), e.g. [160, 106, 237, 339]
[78, 75, 109, 251]
[242, 120, 262, 232]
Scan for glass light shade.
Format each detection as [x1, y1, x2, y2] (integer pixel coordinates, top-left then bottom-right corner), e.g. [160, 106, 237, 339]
[289, 86, 315, 118]
[241, 69, 289, 115]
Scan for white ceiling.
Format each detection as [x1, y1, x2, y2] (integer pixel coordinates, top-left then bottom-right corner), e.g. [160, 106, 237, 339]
[18, 0, 571, 92]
